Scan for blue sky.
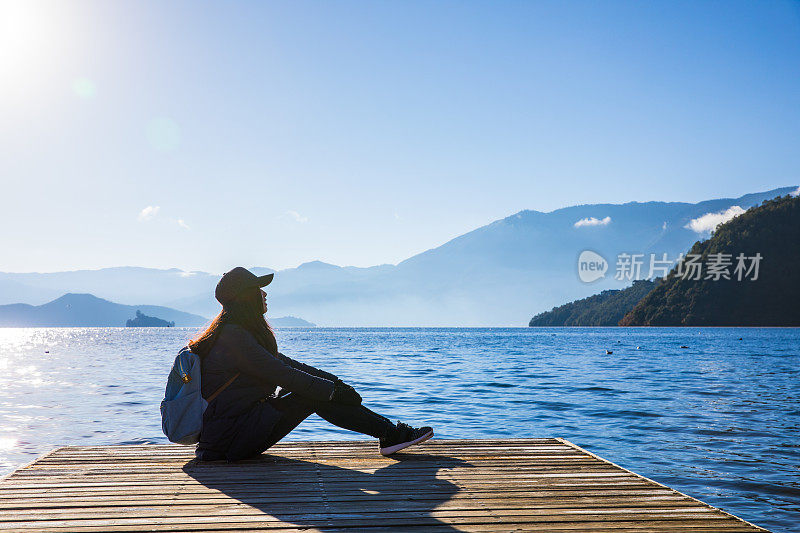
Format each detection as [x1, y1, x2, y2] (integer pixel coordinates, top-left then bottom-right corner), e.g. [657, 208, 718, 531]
[1, 0, 798, 273]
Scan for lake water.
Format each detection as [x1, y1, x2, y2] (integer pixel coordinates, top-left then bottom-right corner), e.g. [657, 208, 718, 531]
[0, 327, 797, 532]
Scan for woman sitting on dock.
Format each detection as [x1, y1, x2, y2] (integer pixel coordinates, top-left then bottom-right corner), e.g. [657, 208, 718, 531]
[190, 267, 433, 462]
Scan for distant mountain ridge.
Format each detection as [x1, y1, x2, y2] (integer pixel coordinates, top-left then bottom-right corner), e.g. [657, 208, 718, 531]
[271, 316, 316, 328]
[0, 294, 207, 327]
[0, 294, 316, 328]
[1, 186, 795, 326]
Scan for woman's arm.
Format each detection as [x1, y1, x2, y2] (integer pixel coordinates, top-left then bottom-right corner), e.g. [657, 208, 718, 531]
[276, 352, 362, 405]
[275, 351, 339, 382]
[222, 325, 335, 401]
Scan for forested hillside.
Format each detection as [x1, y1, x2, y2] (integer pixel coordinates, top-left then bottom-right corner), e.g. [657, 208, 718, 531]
[529, 280, 656, 326]
[620, 194, 800, 326]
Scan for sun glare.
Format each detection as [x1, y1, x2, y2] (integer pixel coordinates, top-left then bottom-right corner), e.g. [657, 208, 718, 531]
[0, 1, 55, 71]
[0, 0, 81, 106]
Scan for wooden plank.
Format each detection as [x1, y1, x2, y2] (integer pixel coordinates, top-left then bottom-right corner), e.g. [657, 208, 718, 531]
[0, 504, 727, 520]
[0, 517, 763, 531]
[4, 520, 763, 533]
[0, 439, 769, 532]
[0, 488, 681, 503]
[0, 494, 696, 510]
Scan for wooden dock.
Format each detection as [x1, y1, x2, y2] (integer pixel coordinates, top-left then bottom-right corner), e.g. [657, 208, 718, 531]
[0, 438, 768, 532]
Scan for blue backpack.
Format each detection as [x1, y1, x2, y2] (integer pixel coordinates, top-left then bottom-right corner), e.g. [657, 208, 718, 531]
[160, 346, 238, 445]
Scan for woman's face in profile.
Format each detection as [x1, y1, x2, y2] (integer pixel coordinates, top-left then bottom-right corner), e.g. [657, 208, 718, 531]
[261, 289, 268, 315]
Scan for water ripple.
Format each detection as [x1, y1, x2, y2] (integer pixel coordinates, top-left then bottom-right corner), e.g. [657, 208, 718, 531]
[0, 326, 796, 533]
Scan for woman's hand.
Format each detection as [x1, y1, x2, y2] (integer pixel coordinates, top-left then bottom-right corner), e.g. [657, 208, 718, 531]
[331, 380, 362, 405]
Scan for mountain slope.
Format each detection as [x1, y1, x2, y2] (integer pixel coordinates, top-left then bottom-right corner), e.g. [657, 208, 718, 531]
[266, 187, 796, 325]
[620, 194, 800, 326]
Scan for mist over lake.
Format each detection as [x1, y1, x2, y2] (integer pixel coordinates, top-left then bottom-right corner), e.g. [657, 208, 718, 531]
[0, 326, 796, 532]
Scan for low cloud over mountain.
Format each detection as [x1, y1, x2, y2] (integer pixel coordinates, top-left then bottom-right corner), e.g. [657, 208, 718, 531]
[684, 205, 746, 234]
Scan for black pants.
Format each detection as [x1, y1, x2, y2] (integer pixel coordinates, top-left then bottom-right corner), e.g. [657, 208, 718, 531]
[258, 392, 396, 452]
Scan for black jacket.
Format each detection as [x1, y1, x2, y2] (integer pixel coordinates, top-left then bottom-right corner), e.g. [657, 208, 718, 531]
[198, 323, 337, 460]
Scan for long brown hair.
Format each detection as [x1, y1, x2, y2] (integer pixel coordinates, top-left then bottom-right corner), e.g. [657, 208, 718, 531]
[189, 287, 278, 357]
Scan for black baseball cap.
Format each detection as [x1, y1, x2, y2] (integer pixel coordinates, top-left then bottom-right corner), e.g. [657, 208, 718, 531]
[215, 267, 274, 307]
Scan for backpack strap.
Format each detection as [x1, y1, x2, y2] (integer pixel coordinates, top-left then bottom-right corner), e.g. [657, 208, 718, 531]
[206, 373, 240, 403]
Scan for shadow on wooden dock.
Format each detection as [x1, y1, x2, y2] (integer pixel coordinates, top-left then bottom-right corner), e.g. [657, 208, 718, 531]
[183, 451, 471, 531]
